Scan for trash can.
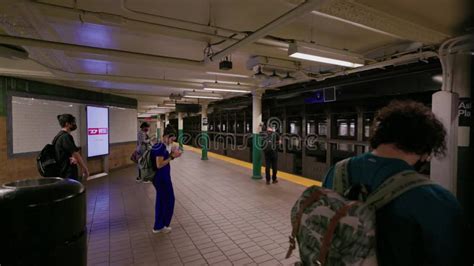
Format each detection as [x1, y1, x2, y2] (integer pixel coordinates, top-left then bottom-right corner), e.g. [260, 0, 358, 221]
[0, 178, 86, 266]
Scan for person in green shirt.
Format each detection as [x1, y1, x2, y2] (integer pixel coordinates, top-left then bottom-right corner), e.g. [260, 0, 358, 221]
[323, 100, 471, 266]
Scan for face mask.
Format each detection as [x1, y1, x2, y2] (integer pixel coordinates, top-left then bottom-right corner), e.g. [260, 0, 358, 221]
[70, 123, 77, 131]
[413, 159, 429, 173]
[143, 128, 149, 132]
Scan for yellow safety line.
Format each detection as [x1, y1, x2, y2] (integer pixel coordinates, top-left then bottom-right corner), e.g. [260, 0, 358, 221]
[184, 145, 322, 187]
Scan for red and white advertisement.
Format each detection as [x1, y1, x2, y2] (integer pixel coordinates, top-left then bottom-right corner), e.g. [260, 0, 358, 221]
[87, 106, 109, 157]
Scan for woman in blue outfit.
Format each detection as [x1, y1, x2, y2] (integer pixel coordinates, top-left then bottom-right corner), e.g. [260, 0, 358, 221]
[150, 124, 182, 234]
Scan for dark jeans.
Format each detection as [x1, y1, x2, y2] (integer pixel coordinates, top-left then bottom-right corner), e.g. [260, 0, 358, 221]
[264, 152, 278, 182]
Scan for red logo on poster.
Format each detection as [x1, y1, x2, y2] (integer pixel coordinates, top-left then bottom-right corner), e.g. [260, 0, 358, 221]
[88, 128, 108, 135]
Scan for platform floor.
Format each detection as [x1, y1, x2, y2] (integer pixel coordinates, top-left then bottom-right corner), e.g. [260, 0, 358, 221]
[86, 149, 306, 266]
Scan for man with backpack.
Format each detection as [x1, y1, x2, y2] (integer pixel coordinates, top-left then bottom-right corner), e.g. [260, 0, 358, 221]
[55, 114, 89, 181]
[136, 122, 152, 183]
[288, 100, 470, 265]
[261, 125, 281, 185]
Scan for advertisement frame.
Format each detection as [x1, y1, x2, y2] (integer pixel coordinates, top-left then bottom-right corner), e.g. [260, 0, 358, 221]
[86, 105, 110, 158]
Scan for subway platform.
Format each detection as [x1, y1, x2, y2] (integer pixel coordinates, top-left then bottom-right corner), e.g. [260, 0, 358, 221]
[86, 147, 312, 266]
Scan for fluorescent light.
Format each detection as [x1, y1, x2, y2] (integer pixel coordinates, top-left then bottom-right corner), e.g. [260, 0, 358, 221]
[206, 71, 250, 78]
[184, 91, 223, 100]
[290, 52, 363, 68]
[184, 95, 223, 100]
[288, 41, 364, 68]
[164, 103, 176, 106]
[146, 110, 165, 114]
[203, 88, 249, 93]
[202, 82, 252, 93]
[432, 75, 443, 83]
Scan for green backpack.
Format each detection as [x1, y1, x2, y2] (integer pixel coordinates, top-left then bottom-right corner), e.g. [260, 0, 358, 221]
[286, 158, 433, 266]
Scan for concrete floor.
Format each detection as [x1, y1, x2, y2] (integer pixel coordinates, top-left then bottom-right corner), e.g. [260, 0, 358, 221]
[86, 149, 306, 265]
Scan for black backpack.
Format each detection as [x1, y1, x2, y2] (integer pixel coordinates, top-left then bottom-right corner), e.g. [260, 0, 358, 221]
[37, 132, 66, 177]
[263, 132, 276, 153]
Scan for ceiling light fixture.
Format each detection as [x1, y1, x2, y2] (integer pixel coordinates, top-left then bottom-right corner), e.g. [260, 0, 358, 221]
[432, 74, 443, 83]
[202, 82, 252, 93]
[146, 109, 170, 114]
[206, 71, 250, 78]
[184, 91, 223, 100]
[288, 41, 365, 68]
[203, 88, 250, 93]
[184, 95, 223, 100]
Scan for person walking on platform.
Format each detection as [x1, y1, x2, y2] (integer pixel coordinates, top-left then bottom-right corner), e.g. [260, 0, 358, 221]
[262, 126, 281, 185]
[151, 124, 182, 234]
[136, 122, 151, 183]
[322, 100, 470, 266]
[55, 114, 89, 181]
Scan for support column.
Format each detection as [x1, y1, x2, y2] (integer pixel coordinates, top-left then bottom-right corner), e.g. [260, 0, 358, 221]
[201, 104, 209, 160]
[431, 91, 458, 193]
[252, 90, 263, 179]
[432, 50, 474, 228]
[453, 53, 473, 225]
[356, 108, 365, 155]
[156, 115, 161, 142]
[326, 112, 334, 167]
[178, 112, 184, 148]
[160, 115, 166, 141]
[165, 113, 169, 126]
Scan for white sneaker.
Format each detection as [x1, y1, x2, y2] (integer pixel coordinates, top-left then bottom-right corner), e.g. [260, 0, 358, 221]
[152, 227, 171, 234]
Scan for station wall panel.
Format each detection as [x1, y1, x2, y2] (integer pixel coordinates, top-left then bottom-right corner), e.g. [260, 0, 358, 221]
[0, 77, 138, 184]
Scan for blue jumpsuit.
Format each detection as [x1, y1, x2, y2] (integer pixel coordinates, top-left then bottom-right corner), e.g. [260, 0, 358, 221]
[150, 142, 175, 230]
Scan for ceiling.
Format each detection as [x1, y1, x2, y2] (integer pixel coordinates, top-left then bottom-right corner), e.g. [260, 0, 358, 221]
[0, 0, 471, 115]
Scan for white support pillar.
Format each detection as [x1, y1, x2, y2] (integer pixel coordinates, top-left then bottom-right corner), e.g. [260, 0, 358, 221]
[252, 90, 263, 135]
[431, 51, 471, 194]
[431, 91, 459, 192]
[161, 115, 166, 139]
[178, 112, 184, 147]
[201, 104, 209, 160]
[178, 112, 184, 130]
[201, 104, 208, 132]
[165, 113, 169, 126]
[156, 115, 162, 141]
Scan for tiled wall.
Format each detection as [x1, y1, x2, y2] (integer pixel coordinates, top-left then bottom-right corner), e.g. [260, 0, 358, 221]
[0, 116, 136, 185]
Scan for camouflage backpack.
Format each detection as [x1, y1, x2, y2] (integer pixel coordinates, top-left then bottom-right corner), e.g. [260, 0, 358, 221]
[286, 158, 433, 266]
[138, 147, 155, 182]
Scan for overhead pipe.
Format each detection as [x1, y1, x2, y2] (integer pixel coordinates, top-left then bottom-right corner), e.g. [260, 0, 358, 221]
[23, 0, 242, 43]
[0, 56, 205, 90]
[306, 51, 439, 82]
[0, 34, 206, 67]
[261, 50, 439, 90]
[0, 4, 304, 69]
[437, 34, 474, 92]
[5, 0, 362, 73]
[24, 0, 311, 54]
[23, 0, 319, 58]
[209, 0, 329, 62]
[120, 0, 241, 37]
